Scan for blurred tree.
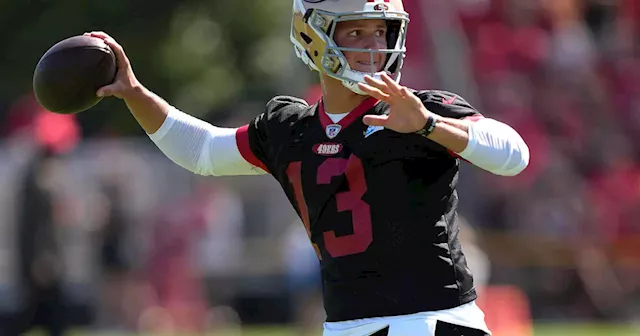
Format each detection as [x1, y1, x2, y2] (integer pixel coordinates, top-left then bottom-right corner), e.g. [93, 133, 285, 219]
[159, 0, 314, 120]
[0, 0, 314, 137]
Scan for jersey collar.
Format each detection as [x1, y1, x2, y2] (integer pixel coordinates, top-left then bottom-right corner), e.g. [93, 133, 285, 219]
[318, 97, 379, 130]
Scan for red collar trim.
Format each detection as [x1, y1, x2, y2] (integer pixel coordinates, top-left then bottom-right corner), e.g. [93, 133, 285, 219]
[318, 97, 379, 130]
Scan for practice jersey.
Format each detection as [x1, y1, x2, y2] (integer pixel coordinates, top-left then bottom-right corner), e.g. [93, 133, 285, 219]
[235, 90, 483, 322]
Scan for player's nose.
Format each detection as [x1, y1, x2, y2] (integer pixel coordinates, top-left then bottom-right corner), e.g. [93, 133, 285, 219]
[362, 34, 384, 51]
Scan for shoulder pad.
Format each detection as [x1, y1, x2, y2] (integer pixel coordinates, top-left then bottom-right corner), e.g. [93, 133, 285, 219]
[266, 95, 309, 111]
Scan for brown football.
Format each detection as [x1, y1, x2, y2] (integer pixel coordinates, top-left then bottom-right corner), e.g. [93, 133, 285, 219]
[33, 35, 117, 114]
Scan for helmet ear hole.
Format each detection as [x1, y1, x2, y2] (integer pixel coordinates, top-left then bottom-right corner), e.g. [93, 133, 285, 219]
[300, 32, 313, 45]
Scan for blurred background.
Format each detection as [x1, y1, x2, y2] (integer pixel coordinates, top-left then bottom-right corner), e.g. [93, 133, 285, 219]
[0, 0, 639, 335]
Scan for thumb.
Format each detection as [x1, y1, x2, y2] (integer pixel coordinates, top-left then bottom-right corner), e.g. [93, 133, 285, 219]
[362, 115, 388, 127]
[97, 83, 118, 97]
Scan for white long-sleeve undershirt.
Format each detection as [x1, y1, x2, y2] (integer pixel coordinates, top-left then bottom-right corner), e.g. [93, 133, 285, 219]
[457, 118, 529, 176]
[148, 107, 529, 177]
[148, 106, 265, 176]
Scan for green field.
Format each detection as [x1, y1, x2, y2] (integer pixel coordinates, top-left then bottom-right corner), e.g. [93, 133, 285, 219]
[533, 323, 638, 336]
[25, 323, 640, 336]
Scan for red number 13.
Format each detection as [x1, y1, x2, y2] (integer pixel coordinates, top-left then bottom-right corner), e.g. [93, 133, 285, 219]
[286, 155, 373, 259]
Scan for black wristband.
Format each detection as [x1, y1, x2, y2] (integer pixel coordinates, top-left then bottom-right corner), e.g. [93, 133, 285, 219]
[416, 114, 437, 138]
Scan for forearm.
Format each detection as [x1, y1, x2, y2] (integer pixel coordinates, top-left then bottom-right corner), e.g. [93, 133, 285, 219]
[426, 117, 530, 176]
[121, 84, 170, 134]
[118, 85, 259, 176]
[425, 117, 470, 153]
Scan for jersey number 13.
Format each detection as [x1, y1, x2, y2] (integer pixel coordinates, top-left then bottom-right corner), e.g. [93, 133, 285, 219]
[286, 155, 373, 259]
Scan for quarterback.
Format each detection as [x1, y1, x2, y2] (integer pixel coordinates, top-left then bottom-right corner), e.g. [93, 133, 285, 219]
[86, 0, 529, 335]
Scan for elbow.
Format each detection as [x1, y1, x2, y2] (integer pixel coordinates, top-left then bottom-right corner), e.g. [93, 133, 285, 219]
[496, 162, 527, 177]
[195, 166, 217, 176]
[494, 137, 530, 177]
[463, 119, 530, 177]
[168, 159, 214, 176]
[208, 168, 223, 177]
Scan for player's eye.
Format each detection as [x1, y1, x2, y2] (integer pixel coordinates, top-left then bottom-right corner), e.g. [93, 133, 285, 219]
[348, 30, 360, 37]
[375, 29, 387, 37]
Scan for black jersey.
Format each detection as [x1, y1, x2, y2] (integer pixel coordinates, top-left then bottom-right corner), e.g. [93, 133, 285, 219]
[236, 90, 483, 322]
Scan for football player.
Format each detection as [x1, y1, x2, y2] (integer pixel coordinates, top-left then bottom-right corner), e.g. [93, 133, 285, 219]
[86, 0, 529, 335]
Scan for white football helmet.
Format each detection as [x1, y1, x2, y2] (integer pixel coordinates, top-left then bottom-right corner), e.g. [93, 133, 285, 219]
[290, 0, 409, 95]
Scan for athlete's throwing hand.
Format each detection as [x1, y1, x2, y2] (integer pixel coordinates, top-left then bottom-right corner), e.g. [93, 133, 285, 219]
[359, 73, 435, 134]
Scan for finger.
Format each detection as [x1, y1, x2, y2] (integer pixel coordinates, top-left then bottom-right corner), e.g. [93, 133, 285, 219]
[362, 115, 388, 127]
[83, 32, 130, 69]
[400, 87, 420, 103]
[363, 75, 390, 94]
[357, 82, 390, 102]
[381, 73, 403, 96]
[84, 31, 112, 40]
[103, 40, 131, 71]
[97, 83, 119, 97]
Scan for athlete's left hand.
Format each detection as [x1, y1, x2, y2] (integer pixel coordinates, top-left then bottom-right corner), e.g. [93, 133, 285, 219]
[359, 73, 434, 133]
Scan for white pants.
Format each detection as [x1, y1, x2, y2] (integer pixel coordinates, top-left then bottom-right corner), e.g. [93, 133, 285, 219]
[323, 301, 491, 336]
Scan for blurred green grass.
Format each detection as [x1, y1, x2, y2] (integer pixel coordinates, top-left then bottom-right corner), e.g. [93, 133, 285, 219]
[25, 323, 640, 336]
[533, 323, 638, 336]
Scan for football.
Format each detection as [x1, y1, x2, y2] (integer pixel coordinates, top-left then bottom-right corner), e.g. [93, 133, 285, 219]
[33, 35, 117, 114]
